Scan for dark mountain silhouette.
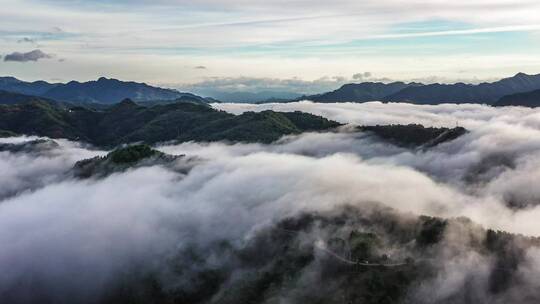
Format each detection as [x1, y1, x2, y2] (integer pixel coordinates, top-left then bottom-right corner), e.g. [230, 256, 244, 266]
[72, 144, 189, 178]
[495, 88, 540, 107]
[64, 205, 540, 304]
[300, 82, 420, 102]
[0, 76, 58, 96]
[0, 76, 213, 104]
[383, 73, 540, 104]
[205, 90, 302, 103]
[0, 90, 58, 105]
[0, 99, 341, 147]
[359, 124, 467, 148]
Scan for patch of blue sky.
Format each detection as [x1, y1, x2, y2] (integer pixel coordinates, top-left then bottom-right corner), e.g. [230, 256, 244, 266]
[163, 30, 534, 59]
[0, 30, 79, 42]
[230, 30, 539, 59]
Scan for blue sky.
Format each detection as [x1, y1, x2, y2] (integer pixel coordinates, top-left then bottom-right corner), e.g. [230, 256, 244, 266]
[1, 0, 540, 94]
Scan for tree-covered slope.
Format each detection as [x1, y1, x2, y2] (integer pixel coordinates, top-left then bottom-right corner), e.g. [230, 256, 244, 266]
[301, 82, 420, 103]
[0, 99, 341, 147]
[359, 124, 467, 148]
[73, 144, 186, 178]
[93, 205, 540, 304]
[383, 73, 540, 104]
[495, 88, 540, 107]
[0, 90, 58, 105]
[0, 76, 214, 104]
[0, 76, 58, 96]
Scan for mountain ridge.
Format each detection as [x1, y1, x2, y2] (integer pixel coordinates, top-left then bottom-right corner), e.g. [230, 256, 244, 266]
[296, 73, 540, 105]
[0, 76, 214, 105]
[0, 99, 341, 147]
[300, 81, 421, 103]
[495, 88, 540, 107]
[382, 72, 540, 104]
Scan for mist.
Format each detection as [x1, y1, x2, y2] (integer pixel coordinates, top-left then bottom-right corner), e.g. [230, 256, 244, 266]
[3, 102, 540, 303]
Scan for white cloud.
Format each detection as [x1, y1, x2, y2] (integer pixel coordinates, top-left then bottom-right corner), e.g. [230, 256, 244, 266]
[1, 1, 540, 83]
[3, 102, 540, 301]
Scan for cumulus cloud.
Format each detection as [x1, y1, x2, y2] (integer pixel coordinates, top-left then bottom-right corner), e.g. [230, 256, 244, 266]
[3, 102, 540, 302]
[352, 71, 372, 80]
[3, 49, 53, 62]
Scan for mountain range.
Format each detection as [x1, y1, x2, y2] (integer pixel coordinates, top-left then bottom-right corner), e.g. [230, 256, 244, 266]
[0, 99, 340, 147]
[198, 90, 303, 103]
[299, 81, 421, 103]
[299, 73, 540, 105]
[0, 76, 214, 104]
[3, 73, 540, 106]
[495, 88, 540, 107]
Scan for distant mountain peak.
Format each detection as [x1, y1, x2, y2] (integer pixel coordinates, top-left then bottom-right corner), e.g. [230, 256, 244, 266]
[112, 98, 138, 109]
[0, 76, 214, 104]
[119, 98, 136, 105]
[514, 72, 529, 78]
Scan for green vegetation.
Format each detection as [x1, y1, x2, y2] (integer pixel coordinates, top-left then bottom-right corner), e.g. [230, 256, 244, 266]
[0, 139, 59, 153]
[0, 100, 341, 147]
[108, 144, 163, 164]
[359, 124, 467, 148]
[93, 205, 540, 304]
[73, 144, 180, 178]
[416, 216, 447, 246]
[0, 130, 17, 137]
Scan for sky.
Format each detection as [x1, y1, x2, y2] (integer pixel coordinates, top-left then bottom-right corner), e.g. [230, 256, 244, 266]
[2, 0, 540, 94]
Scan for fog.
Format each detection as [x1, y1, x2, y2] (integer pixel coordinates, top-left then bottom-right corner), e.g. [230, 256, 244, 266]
[2, 102, 540, 303]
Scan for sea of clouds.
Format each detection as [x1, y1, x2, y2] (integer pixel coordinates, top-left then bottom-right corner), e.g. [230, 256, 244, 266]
[2, 101, 540, 303]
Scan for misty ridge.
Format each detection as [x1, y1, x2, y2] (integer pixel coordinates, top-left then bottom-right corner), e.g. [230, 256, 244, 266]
[4, 72, 540, 107]
[2, 100, 540, 303]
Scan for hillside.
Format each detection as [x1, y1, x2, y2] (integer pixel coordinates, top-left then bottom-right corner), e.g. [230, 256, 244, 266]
[495, 88, 540, 107]
[383, 73, 540, 104]
[0, 90, 55, 105]
[96, 205, 540, 304]
[301, 82, 420, 102]
[73, 144, 188, 178]
[294, 73, 540, 105]
[359, 124, 467, 148]
[0, 76, 213, 104]
[0, 99, 341, 147]
[0, 76, 58, 96]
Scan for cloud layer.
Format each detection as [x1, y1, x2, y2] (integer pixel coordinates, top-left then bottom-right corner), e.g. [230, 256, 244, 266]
[2, 102, 540, 302]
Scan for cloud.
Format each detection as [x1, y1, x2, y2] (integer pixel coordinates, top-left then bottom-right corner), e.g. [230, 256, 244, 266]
[3, 49, 54, 62]
[2, 0, 540, 84]
[194, 65, 206, 69]
[4, 102, 540, 301]
[352, 71, 372, 80]
[180, 73, 389, 96]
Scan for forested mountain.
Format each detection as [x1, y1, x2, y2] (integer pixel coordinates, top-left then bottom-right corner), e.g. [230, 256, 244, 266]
[0, 99, 341, 147]
[359, 124, 467, 148]
[0, 76, 213, 104]
[76, 205, 540, 304]
[0, 76, 58, 96]
[297, 73, 540, 105]
[4, 73, 540, 106]
[301, 82, 420, 102]
[0, 90, 58, 105]
[495, 88, 540, 107]
[382, 73, 540, 104]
